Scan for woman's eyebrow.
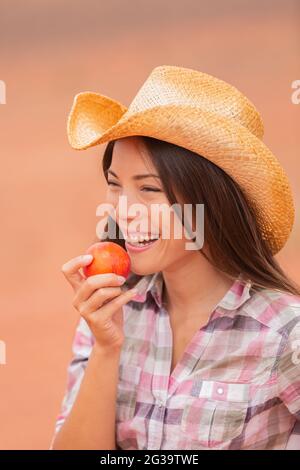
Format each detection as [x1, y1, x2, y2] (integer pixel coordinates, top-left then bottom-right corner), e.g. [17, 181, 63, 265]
[106, 169, 160, 180]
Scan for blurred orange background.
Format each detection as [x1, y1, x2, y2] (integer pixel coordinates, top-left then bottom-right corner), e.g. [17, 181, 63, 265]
[0, 0, 299, 449]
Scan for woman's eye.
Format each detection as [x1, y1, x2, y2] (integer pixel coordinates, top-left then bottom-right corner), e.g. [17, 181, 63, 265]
[141, 187, 161, 192]
[107, 181, 160, 192]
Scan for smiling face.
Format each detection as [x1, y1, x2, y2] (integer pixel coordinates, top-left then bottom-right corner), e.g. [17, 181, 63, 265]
[104, 136, 203, 276]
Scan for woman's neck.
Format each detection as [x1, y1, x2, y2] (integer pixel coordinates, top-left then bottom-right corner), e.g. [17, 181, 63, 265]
[161, 252, 233, 320]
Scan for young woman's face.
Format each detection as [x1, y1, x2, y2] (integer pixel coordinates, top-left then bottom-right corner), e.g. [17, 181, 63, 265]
[105, 136, 201, 275]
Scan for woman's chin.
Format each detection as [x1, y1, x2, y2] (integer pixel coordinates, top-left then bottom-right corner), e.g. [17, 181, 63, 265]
[129, 264, 156, 276]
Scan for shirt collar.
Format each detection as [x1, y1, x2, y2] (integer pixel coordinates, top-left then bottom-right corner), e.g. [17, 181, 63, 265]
[129, 271, 163, 307]
[130, 271, 252, 311]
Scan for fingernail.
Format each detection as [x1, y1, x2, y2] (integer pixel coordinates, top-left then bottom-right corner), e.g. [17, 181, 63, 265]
[82, 254, 93, 263]
[117, 275, 126, 284]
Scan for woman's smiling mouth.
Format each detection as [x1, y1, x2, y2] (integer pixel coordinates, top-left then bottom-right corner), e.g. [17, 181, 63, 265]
[125, 234, 160, 253]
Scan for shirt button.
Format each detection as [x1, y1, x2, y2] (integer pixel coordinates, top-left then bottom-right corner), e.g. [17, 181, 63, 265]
[217, 387, 224, 395]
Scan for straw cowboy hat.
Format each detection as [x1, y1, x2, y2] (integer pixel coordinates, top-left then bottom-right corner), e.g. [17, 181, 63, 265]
[66, 64, 295, 256]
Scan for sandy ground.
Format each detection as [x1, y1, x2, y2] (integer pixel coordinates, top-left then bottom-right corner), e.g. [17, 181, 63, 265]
[0, 0, 299, 449]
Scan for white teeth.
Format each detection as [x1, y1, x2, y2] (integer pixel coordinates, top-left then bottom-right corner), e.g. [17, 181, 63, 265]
[126, 234, 159, 245]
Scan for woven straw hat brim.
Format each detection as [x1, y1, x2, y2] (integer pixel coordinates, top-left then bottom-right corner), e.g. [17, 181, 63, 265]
[67, 91, 295, 256]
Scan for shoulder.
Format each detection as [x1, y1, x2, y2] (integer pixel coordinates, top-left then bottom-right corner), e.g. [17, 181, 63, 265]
[243, 287, 300, 337]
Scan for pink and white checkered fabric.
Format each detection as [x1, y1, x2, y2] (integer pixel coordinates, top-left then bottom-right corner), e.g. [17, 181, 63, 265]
[51, 272, 300, 450]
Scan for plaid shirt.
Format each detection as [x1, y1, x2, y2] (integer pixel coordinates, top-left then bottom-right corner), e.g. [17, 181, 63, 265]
[51, 271, 300, 450]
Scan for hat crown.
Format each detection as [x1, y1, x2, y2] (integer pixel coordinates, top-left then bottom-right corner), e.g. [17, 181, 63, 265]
[126, 65, 264, 139]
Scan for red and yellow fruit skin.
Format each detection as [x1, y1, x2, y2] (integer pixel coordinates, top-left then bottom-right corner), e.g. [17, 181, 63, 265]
[82, 242, 131, 279]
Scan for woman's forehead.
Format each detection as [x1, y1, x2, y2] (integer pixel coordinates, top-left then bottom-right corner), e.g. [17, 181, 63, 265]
[112, 137, 154, 173]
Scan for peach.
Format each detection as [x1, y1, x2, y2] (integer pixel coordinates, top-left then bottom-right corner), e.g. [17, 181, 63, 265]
[82, 241, 131, 279]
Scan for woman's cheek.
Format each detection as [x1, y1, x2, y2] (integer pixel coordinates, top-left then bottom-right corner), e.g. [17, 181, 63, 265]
[106, 190, 120, 207]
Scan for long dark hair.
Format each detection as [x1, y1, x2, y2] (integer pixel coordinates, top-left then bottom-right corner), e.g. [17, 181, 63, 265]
[96, 135, 300, 297]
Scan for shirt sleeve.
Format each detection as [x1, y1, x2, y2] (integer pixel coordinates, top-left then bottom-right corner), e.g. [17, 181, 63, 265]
[49, 316, 95, 449]
[277, 319, 300, 419]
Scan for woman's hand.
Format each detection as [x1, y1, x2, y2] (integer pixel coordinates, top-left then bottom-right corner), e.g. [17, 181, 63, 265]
[61, 254, 137, 352]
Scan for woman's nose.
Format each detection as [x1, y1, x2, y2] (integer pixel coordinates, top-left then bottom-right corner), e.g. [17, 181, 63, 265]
[115, 193, 138, 222]
[116, 193, 148, 233]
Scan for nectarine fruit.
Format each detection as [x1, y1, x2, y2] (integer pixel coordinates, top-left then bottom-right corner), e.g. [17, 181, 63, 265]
[82, 241, 131, 279]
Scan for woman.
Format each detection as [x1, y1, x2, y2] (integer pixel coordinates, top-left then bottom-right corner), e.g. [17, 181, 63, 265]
[51, 65, 300, 450]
